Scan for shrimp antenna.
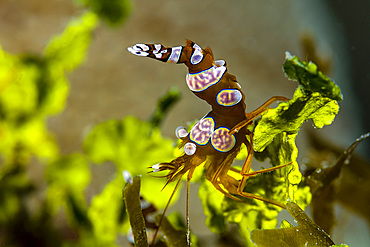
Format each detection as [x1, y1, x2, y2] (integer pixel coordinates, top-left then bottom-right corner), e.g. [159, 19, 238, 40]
[186, 177, 191, 246]
[151, 176, 183, 247]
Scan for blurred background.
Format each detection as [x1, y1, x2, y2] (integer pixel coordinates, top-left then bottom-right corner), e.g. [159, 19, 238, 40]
[0, 0, 369, 246]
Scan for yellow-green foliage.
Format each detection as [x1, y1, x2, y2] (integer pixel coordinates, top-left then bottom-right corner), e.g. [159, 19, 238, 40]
[0, 12, 98, 163]
[197, 52, 342, 246]
[251, 202, 335, 246]
[0, 7, 131, 247]
[83, 116, 180, 209]
[77, 0, 132, 26]
[0, 2, 345, 245]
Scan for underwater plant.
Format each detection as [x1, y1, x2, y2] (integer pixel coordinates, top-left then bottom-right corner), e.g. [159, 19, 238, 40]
[1, 1, 368, 246]
[123, 41, 354, 247]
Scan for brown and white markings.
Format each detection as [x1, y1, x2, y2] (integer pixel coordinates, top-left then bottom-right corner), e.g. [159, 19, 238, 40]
[127, 40, 291, 246]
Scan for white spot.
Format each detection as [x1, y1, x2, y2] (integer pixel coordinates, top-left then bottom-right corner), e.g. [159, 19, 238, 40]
[135, 43, 150, 51]
[193, 43, 201, 50]
[140, 199, 151, 209]
[190, 44, 203, 65]
[153, 44, 161, 52]
[285, 51, 294, 60]
[153, 44, 163, 58]
[175, 126, 188, 139]
[127, 228, 134, 244]
[320, 160, 329, 168]
[167, 46, 182, 63]
[152, 163, 161, 172]
[214, 60, 225, 67]
[184, 142, 197, 155]
[127, 46, 149, 57]
[300, 163, 307, 171]
[154, 53, 162, 58]
[122, 170, 133, 184]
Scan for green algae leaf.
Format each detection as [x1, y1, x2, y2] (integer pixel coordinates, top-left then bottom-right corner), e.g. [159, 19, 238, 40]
[152, 212, 199, 247]
[0, 163, 34, 224]
[251, 61, 340, 217]
[283, 52, 343, 101]
[83, 116, 179, 209]
[45, 154, 90, 195]
[22, 56, 70, 117]
[251, 202, 335, 247]
[45, 154, 90, 221]
[223, 193, 281, 246]
[154, 214, 188, 247]
[0, 11, 98, 123]
[123, 176, 148, 247]
[0, 12, 99, 163]
[306, 132, 370, 235]
[198, 179, 227, 234]
[0, 48, 66, 124]
[45, 11, 98, 71]
[87, 176, 126, 246]
[78, 0, 132, 26]
[123, 176, 198, 247]
[280, 219, 293, 229]
[195, 52, 343, 246]
[0, 45, 19, 94]
[0, 119, 59, 161]
[234, 53, 342, 245]
[64, 176, 127, 247]
[253, 131, 312, 208]
[83, 116, 175, 170]
[198, 53, 342, 245]
[0, 56, 38, 119]
[205, 137, 299, 245]
[253, 87, 339, 152]
[221, 145, 311, 246]
[250, 52, 341, 209]
[150, 87, 181, 128]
